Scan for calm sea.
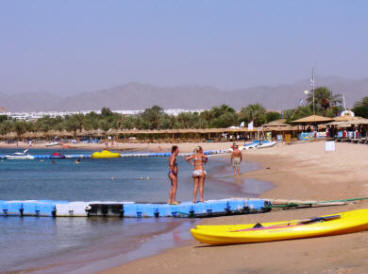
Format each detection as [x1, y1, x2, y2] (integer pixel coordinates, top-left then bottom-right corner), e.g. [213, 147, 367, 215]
[0, 148, 272, 273]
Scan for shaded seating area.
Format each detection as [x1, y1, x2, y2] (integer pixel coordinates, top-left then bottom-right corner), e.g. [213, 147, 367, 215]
[327, 117, 368, 144]
[292, 115, 333, 140]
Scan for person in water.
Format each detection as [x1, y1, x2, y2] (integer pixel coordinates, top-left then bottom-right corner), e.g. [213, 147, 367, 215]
[186, 146, 208, 203]
[168, 145, 180, 205]
[231, 144, 242, 176]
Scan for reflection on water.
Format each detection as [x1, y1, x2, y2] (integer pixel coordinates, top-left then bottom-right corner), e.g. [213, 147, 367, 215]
[0, 216, 193, 273]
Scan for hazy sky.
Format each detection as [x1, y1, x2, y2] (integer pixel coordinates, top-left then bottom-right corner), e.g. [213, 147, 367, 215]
[0, 0, 367, 94]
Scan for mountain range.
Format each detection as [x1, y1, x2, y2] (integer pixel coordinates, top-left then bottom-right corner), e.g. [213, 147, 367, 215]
[1, 76, 368, 112]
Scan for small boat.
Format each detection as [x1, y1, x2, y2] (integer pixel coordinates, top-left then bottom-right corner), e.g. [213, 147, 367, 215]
[256, 141, 276, 149]
[46, 142, 60, 147]
[190, 209, 368, 245]
[5, 149, 35, 160]
[91, 150, 121, 159]
[50, 152, 65, 159]
[242, 140, 261, 150]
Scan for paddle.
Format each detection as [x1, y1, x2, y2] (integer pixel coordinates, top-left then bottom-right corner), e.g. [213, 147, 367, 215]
[232, 214, 341, 232]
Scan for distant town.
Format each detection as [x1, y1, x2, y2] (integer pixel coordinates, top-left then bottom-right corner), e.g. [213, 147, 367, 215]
[0, 109, 204, 121]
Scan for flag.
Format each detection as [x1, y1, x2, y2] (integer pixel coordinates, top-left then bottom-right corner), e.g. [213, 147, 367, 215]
[298, 98, 304, 106]
[247, 121, 254, 130]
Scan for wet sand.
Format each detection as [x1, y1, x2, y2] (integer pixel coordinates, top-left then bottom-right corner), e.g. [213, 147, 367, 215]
[103, 141, 368, 273]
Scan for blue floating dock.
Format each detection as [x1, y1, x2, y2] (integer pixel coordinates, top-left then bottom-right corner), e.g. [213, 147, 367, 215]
[0, 198, 271, 218]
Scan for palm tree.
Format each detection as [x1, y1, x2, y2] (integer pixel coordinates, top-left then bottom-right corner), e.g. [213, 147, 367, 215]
[238, 104, 266, 127]
[306, 87, 342, 115]
[353, 97, 368, 118]
[13, 120, 28, 147]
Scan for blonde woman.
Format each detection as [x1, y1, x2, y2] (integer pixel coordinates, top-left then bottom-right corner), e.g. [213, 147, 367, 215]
[186, 146, 208, 203]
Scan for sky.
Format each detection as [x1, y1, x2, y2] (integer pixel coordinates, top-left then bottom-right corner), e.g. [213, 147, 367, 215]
[0, 0, 367, 94]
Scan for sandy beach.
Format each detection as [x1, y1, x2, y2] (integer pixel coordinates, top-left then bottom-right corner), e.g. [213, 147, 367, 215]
[101, 141, 368, 274]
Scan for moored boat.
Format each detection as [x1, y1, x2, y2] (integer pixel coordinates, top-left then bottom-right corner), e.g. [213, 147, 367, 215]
[256, 141, 276, 149]
[46, 142, 60, 147]
[5, 149, 35, 160]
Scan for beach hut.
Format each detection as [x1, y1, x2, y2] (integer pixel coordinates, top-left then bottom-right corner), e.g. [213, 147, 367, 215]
[291, 115, 334, 140]
[261, 119, 299, 141]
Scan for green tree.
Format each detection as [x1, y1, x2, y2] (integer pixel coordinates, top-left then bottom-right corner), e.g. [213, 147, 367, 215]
[99, 119, 111, 132]
[284, 105, 313, 123]
[0, 115, 8, 123]
[34, 116, 53, 133]
[265, 112, 281, 123]
[140, 105, 164, 129]
[200, 105, 238, 128]
[64, 114, 85, 136]
[13, 120, 28, 146]
[238, 104, 267, 127]
[0, 120, 13, 135]
[306, 87, 342, 115]
[84, 112, 100, 130]
[101, 107, 113, 117]
[353, 97, 368, 118]
[176, 112, 201, 128]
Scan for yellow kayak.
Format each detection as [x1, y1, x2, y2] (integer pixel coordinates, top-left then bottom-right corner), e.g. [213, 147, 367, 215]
[91, 150, 121, 159]
[191, 209, 368, 245]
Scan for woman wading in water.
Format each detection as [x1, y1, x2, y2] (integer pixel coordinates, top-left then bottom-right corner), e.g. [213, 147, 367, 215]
[186, 146, 208, 203]
[168, 145, 180, 205]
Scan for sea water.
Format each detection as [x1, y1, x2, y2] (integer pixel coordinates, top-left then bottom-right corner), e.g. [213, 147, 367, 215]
[0, 148, 272, 273]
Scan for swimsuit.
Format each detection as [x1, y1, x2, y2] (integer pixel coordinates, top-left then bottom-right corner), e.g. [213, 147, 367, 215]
[192, 169, 207, 177]
[168, 160, 178, 177]
[192, 154, 206, 177]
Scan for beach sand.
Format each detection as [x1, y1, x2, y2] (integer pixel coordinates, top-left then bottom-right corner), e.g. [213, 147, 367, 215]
[101, 141, 368, 274]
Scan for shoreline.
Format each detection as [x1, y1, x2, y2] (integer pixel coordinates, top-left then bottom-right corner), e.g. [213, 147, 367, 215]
[102, 141, 368, 273]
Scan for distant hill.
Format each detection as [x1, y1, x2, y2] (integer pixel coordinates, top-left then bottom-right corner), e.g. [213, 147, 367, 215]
[1, 77, 368, 112]
[0, 105, 8, 112]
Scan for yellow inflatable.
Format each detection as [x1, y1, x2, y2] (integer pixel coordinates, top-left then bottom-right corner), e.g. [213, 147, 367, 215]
[91, 150, 121, 159]
[191, 209, 368, 245]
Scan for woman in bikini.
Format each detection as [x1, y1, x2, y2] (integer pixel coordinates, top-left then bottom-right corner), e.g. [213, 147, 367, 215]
[168, 145, 179, 205]
[186, 146, 208, 203]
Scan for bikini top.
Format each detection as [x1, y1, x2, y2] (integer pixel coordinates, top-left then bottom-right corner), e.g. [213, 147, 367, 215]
[193, 154, 205, 167]
[169, 158, 178, 169]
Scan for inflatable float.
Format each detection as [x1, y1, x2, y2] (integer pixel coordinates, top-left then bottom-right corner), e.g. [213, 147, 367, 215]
[91, 150, 121, 159]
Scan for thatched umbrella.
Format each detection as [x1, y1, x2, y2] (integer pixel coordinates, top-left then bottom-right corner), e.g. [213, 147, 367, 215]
[333, 115, 363, 122]
[292, 115, 333, 124]
[328, 117, 368, 127]
[262, 119, 298, 131]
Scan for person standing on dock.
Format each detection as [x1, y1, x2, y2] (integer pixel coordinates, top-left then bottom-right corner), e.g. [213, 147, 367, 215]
[186, 146, 208, 203]
[231, 144, 242, 176]
[168, 145, 180, 205]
